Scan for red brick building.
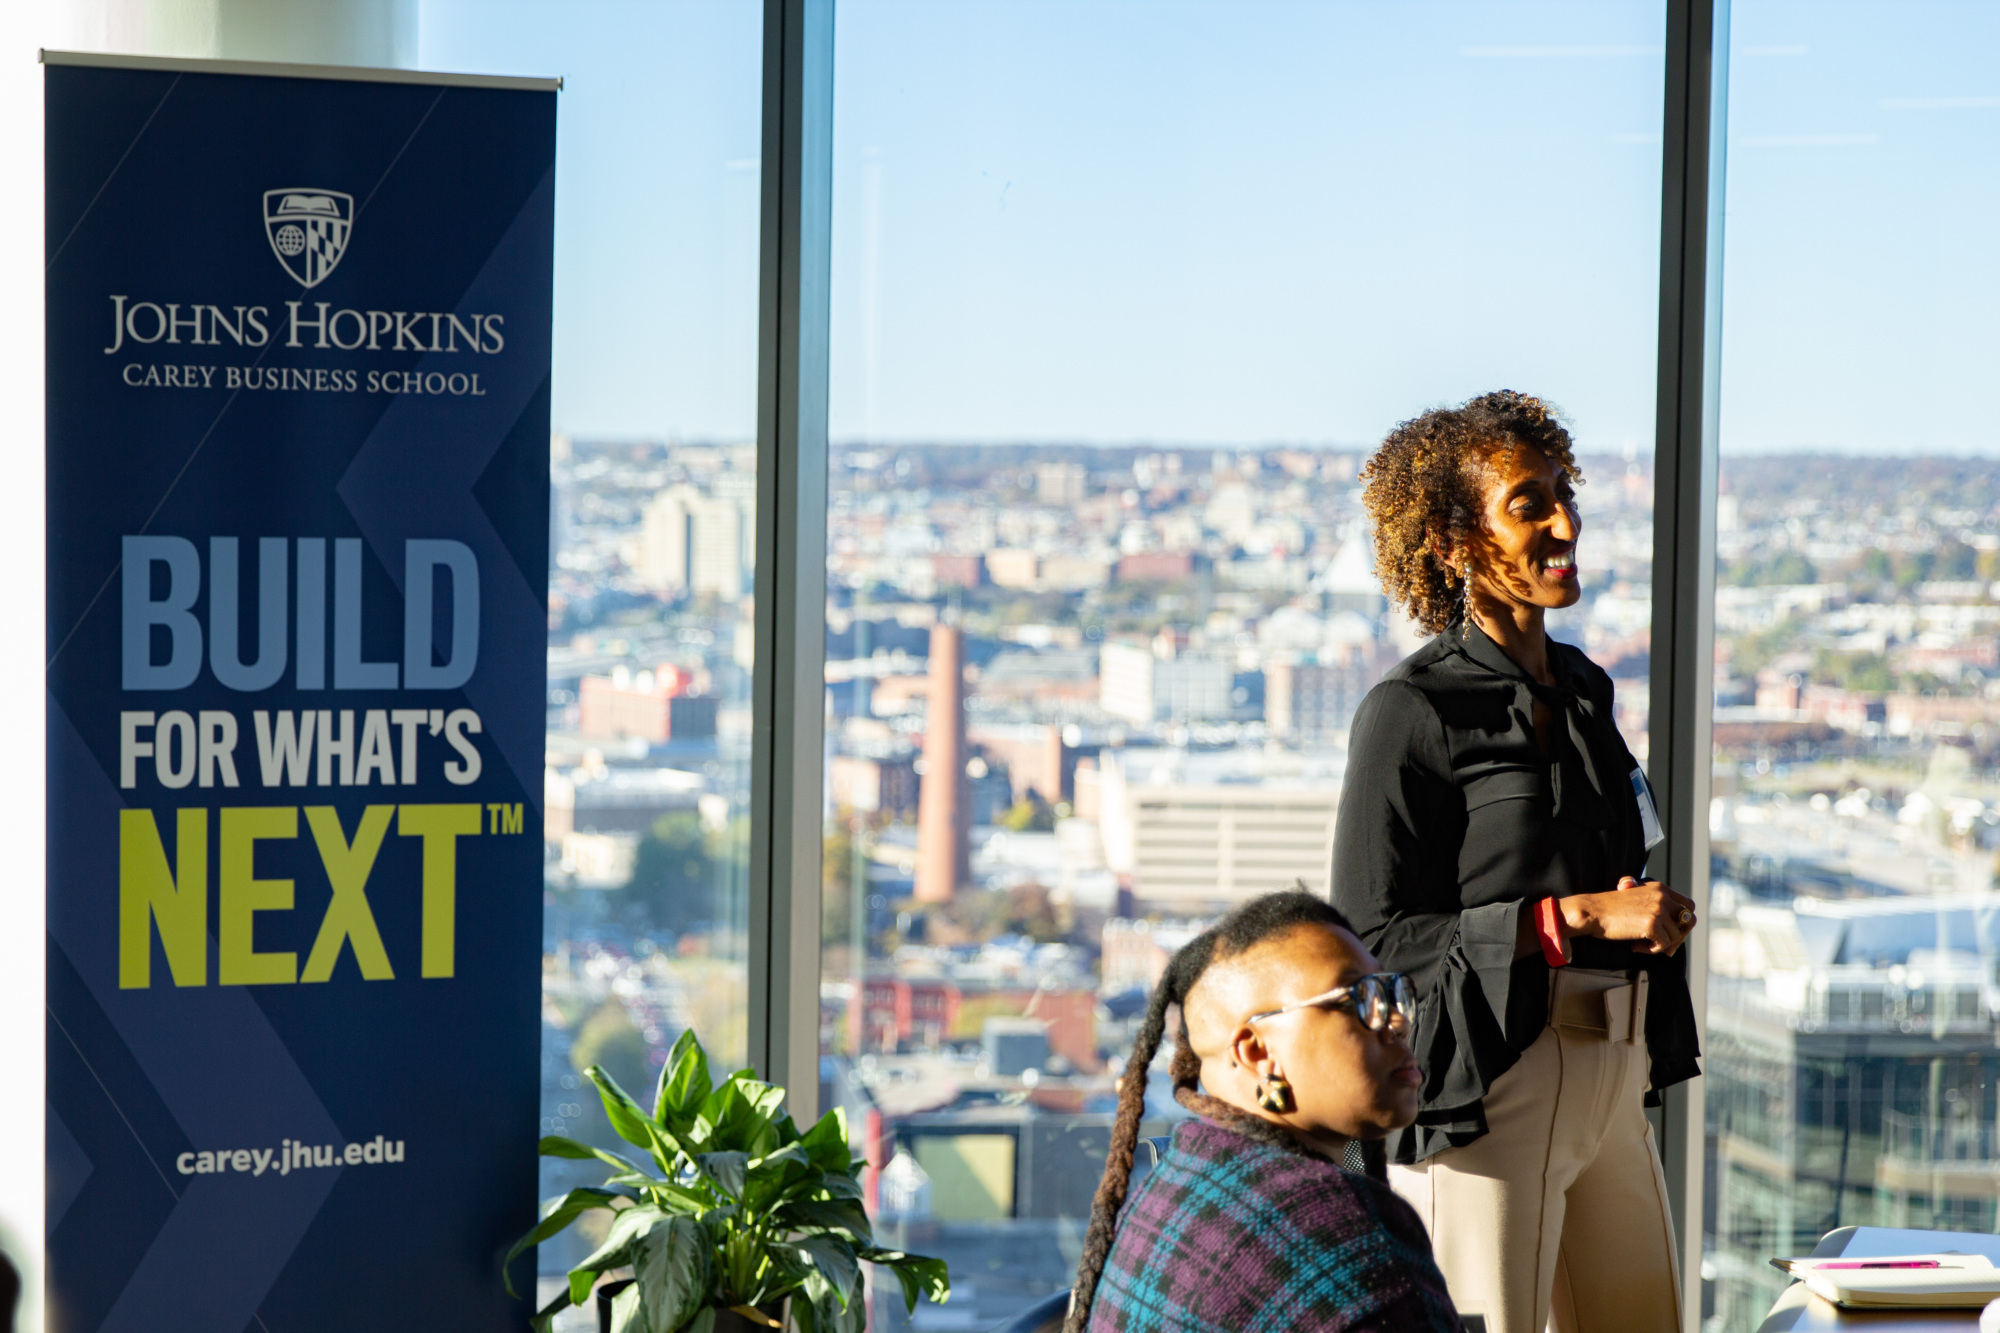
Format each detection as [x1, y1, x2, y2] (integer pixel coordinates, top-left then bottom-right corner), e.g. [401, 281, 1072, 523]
[578, 665, 717, 743]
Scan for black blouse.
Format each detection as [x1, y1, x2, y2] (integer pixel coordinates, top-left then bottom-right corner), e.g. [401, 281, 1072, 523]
[1329, 623, 1700, 1164]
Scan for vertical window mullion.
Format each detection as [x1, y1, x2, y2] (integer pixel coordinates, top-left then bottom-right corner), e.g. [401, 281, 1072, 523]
[1650, 0, 1730, 1324]
[748, 0, 835, 1115]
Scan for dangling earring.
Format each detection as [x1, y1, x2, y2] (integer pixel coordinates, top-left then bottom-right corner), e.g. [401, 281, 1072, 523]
[1457, 559, 1472, 639]
[1256, 1072, 1295, 1114]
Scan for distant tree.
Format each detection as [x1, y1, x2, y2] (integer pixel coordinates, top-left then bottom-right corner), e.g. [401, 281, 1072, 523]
[1814, 649, 1893, 694]
[1727, 551, 1817, 587]
[1002, 883, 1067, 942]
[570, 1001, 653, 1100]
[1846, 547, 1931, 591]
[1891, 550, 1929, 590]
[939, 882, 1067, 944]
[622, 811, 747, 936]
[822, 820, 866, 945]
[1933, 539, 1979, 582]
[998, 796, 1056, 832]
[1726, 618, 1805, 679]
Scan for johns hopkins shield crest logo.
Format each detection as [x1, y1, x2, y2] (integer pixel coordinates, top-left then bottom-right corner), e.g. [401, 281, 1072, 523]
[263, 188, 354, 288]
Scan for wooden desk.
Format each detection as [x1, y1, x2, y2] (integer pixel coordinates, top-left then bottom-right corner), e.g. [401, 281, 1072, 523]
[1758, 1227, 2000, 1332]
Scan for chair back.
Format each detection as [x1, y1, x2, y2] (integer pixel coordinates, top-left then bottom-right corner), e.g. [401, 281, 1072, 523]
[987, 1290, 1068, 1333]
[987, 1135, 1172, 1333]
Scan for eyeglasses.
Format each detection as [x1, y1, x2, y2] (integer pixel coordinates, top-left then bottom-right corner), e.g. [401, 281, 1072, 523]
[1244, 973, 1417, 1035]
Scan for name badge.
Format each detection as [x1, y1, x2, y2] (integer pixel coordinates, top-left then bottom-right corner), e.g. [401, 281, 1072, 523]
[1630, 767, 1665, 850]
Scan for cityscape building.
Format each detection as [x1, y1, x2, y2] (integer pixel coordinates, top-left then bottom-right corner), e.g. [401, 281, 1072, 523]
[1098, 640, 1234, 725]
[639, 475, 755, 599]
[1094, 749, 1340, 906]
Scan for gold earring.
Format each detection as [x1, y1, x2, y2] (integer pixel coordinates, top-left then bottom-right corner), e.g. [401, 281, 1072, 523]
[1256, 1073, 1295, 1114]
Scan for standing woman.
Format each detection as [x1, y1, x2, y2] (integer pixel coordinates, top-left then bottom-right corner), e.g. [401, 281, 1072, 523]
[1330, 391, 1700, 1333]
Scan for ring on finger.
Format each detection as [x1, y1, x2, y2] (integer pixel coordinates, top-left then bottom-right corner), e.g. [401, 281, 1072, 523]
[1677, 907, 1694, 926]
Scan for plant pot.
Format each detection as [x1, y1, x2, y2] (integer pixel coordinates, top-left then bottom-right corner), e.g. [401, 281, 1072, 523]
[595, 1278, 633, 1332]
[594, 1281, 787, 1333]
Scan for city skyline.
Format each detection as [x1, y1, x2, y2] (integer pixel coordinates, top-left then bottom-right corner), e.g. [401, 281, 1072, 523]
[536, 427, 2000, 1328]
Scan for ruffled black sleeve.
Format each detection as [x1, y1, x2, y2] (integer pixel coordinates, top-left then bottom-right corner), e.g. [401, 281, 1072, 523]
[1330, 678, 1546, 1162]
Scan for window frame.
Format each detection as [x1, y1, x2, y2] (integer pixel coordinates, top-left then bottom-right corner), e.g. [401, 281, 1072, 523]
[744, 1, 1731, 1324]
[1649, 3, 1729, 1323]
[748, 0, 835, 1118]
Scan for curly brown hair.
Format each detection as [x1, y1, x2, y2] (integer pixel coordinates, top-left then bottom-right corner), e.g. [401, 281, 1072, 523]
[1360, 389, 1583, 634]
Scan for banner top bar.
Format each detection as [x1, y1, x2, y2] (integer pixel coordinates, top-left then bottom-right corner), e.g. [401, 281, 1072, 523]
[40, 49, 561, 93]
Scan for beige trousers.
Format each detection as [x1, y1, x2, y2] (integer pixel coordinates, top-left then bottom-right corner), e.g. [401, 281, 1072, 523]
[1390, 970, 1682, 1333]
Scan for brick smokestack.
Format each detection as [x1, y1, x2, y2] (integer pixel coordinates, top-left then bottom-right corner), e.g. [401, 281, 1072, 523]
[914, 623, 968, 902]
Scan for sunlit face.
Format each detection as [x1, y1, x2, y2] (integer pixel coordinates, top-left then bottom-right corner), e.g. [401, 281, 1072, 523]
[1186, 923, 1421, 1145]
[1463, 443, 1583, 613]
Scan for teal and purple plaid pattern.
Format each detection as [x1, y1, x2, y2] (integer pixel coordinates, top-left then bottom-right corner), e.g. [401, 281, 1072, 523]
[1089, 1117, 1462, 1332]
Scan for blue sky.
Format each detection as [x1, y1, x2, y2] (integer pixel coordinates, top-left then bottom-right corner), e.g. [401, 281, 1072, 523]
[1721, 1, 2000, 454]
[421, 0, 2000, 456]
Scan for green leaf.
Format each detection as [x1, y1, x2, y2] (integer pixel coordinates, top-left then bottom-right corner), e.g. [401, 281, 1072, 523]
[568, 1203, 666, 1307]
[588, 1065, 696, 1176]
[860, 1249, 951, 1312]
[719, 1226, 769, 1305]
[695, 1151, 749, 1200]
[689, 1078, 738, 1150]
[745, 1244, 813, 1306]
[683, 1310, 717, 1333]
[636, 1178, 715, 1215]
[736, 1077, 787, 1124]
[791, 1235, 860, 1306]
[735, 1078, 788, 1158]
[748, 1143, 812, 1173]
[817, 1289, 866, 1333]
[742, 1143, 816, 1211]
[539, 1134, 646, 1176]
[697, 1072, 786, 1154]
[794, 1271, 831, 1333]
[798, 1270, 863, 1333]
[654, 1029, 712, 1129]
[590, 1064, 669, 1151]
[774, 1197, 872, 1243]
[503, 1186, 627, 1296]
[604, 1278, 645, 1333]
[814, 1173, 864, 1201]
[797, 1107, 851, 1172]
[633, 1214, 710, 1333]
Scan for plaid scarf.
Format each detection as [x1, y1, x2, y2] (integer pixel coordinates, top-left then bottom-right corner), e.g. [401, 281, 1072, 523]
[1088, 1116, 1462, 1331]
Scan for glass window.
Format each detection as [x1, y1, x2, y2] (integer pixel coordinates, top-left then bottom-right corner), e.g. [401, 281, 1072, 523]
[820, 3, 1665, 1325]
[419, 4, 762, 1323]
[1703, 4, 2000, 1327]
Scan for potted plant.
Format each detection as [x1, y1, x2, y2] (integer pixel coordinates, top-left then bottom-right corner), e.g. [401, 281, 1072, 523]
[506, 1029, 949, 1333]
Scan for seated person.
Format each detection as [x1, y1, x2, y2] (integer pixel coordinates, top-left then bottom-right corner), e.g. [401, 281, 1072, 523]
[1066, 891, 1462, 1332]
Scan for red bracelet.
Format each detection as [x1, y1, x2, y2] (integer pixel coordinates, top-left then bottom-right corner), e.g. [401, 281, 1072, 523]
[1535, 897, 1572, 967]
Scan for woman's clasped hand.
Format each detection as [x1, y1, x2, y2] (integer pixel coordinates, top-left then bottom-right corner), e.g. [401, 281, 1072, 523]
[1556, 876, 1698, 956]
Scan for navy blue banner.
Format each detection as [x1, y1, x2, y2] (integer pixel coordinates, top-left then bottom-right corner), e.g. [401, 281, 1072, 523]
[45, 60, 554, 1332]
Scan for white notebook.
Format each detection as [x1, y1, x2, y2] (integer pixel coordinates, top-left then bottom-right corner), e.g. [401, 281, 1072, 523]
[1784, 1254, 2000, 1309]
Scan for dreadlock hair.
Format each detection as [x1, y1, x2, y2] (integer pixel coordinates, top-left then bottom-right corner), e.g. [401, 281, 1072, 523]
[1063, 891, 1357, 1333]
[1360, 389, 1582, 635]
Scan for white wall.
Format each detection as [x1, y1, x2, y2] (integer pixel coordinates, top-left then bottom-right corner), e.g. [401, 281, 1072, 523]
[0, 7, 412, 1327]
